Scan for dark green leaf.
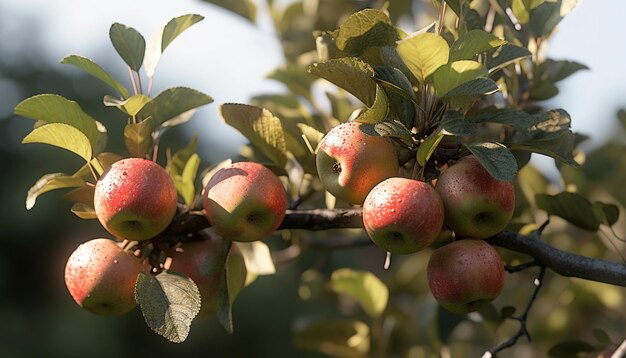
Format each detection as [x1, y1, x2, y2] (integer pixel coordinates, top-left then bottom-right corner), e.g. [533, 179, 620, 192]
[593, 328, 612, 345]
[330, 268, 388, 318]
[200, 0, 256, 22]
[433, 60, 487, 97]
[15, 94, 104, 154]
[535, 192, 603, 231]
[294, 319, 370, 357]
[309, 58, 376, 106]
[135, 271, 201, 343]
[437, 305, 465, 344]
[417, 132, 444, 166]
[60, 55, 129, 97]
[500, 306, 516, 320]
[220, 104, 288, 167]
[25, 173, 85, 210]
[535, 59, 588, 83]
[486, 44, 531, 72]
[23, 123, 93, 162]
[109, 23, 146, 72]
[124, 117, 154, 158]
[450, 30, 506, 62]
[467, 142, 518, 181]
[380, 46, 417, 84]
[529, 81, 559, 101]
[548, 339, 597, 357]
[375, 66, 416, 128]
[214, 241, 234, 333]
[470, 108, 535, 129]
[362, 119, 413, 146]
[332, 9, 398, 56]
[442, 78, 499, 102]
[162, 14, 204, 51]
[137, 87, 212, 126]
[437, 111, 477, 136]
[396, 32, 449, 83]
[594, 202, 619, 227]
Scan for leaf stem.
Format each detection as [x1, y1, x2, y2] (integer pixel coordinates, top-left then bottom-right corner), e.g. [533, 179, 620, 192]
[128, 66, 138, 95]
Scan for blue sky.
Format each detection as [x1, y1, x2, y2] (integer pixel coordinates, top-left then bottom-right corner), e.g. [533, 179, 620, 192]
[2, 0, 625, 167]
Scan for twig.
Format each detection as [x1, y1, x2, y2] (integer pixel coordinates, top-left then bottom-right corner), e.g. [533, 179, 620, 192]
[483, 265, 547, 357]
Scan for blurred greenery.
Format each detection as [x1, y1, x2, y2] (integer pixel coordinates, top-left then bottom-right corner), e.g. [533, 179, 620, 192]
[1, 1, 625, 357]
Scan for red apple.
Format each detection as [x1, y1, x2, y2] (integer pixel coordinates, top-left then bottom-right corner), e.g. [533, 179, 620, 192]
[203, 162, 288, 242]
[168, 239, 247, 319]
[316, 122, 399, 205]
[94, 158, 178, 241]
[427, 239, 505, 314]
[64, 238, 142, 316]
[363, 177, 444, 254]
[435, 155, 515, 239]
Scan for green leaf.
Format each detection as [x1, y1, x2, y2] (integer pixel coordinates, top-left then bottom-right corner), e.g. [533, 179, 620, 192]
[442, 78, 499, 103]
[595, 202, 619, 227]
[172, 153, 200, 206]
[467, 142, 518, 181]
[267, 65, 316, 100]
[618, 109, 626, 131]
[437, 111, 477, 136]
[330, 268, 388, 318]
[529, 1, 563, 37]
[15, 94, 104, 154]
[362, 119, 414, 146]
[592, 328, 612, 345]
[137, 87, 213, 126]
[144, 14, 204, 78]
[297, 123, 325, 154]
[547, 339, 597, 357]
[374, 66, 416, 128]
[60, 55, 129, 97]
[535, 192, 604, 231]
[470, 108, 535, 129]
[396, 32, 449, 83]
[25, 173, 85, 210]
[535, 59, 588, 83]
[438, 305, 466, 344]
[213, 241, 234, 333]
[124, 117, 154, 158]
[486, 44, 531, 72]
[309, 58, 376, 107]
[167, 134, 199, 179]
[294, 319, 370, 358]
[417, 132, 444, 166]
[450, 29, 506, 61]
[200, 0, 256, 22]
[104, 94, 150, 116]
[233, 241, 276, 276]
[220, 104, 288, 167]
[332, 9, 398, 56]
[433, 60, 487, 97]
[23, 123, 93, 162]
[109, 23, 146, 72]
[135, 271, 201, 343]
[354, 84, 389, 124]
[71, 202, 97, 219]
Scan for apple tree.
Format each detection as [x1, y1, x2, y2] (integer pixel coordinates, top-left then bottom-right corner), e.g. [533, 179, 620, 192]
[14, 0, 626, 357]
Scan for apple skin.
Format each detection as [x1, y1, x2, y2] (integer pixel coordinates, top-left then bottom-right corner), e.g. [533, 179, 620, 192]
[168, 239, 247, 319]
[94, 158, 178, 241]
[203, 162, 288, 242]
[64, 238, 142, 316]
[427, 239, 505, 314]
[435, 155, 515, 239]
[316, 122, 399, 205]
[363, 177, 444, 254]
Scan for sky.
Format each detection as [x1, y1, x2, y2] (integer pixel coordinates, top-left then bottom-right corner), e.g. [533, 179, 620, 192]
[1, 0, 625, 170]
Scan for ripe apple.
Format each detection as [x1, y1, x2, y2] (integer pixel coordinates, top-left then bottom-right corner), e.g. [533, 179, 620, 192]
[168, 239, 247, 319]
[94, 158, 178, 241]
[427, 239, 505, 314]
[435, 155, 515, 239]
[363, 177, 444, 254]
[203, 161, 288, 242]
[316, 122, 399, 205]
[64, 238, 142, 316]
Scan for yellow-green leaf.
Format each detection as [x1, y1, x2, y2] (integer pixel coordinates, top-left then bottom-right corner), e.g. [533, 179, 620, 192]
[449, 29, 506, 62]
[172, 153, 200, 206]
[330, 268, 388, 318]
[417, 132, 444, 166]
[104, 94, 150, 116]
[294, 319, 370, 358]
[60, 55, 129, 97]
[396, 32, 449, 82]
[432, 60, 487, 97]
[137, 87, 213, 126]
[354, 84, 389, 124]
[25, 173, 85, 210]
[309, 58, 376, 107]
[23, 123, 93, 162]
[124, 117, 154, 158]
[70, 202, 97, 219]
[333, 9, 398, 56]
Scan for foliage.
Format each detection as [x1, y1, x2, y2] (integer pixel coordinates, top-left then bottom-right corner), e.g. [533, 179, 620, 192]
[12, 1, 626, 357]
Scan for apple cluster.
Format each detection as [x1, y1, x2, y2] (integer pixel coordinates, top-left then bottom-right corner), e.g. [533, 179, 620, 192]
[64, 158, 288, 317]
[316, 122, 515, 313]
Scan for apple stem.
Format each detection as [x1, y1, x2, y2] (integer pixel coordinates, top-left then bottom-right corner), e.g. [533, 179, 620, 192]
[87, 162, 99, 182]
[436, 0, 447, 36]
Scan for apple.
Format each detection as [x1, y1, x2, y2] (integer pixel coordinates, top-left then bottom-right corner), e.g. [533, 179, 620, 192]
[363, 177, 444, 254]
[64, 238, 142, 316]
[427, 239, 505, 314]
[435, 155, 515, 239]
[203, 161, 288, 242]
[94, 158, 178, 241]
[168, 239, 247, 319]
[316, 122, 399, 205]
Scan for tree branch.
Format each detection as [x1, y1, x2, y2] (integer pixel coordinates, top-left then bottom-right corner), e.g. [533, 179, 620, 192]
[162, 208, 626, 287]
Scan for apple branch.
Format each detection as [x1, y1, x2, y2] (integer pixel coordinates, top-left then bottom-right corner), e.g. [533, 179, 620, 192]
[162, 208, 626, 287]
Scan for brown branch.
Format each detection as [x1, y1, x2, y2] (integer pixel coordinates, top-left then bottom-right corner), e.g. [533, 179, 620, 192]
[159, 208, 626, 287]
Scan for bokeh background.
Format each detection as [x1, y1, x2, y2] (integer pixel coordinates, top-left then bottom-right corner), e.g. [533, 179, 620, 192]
[1, 0, 625, 357]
